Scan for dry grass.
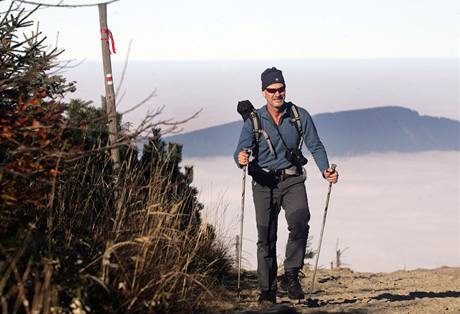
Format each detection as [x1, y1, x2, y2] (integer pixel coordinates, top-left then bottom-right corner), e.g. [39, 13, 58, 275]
[1, 144, 232, 313]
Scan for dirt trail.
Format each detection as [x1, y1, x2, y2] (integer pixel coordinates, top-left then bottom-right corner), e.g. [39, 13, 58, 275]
[218, 267, 460, 313]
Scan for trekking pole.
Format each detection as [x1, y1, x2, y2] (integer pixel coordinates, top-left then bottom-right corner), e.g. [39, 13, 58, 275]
[308, 164, 337, 301]
[237, 150, 250, 298]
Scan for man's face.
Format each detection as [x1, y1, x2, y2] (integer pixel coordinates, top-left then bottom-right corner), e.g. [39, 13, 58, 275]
[263, 83, 286, 109]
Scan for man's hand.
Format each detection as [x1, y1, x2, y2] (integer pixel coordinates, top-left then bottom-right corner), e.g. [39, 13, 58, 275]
[323, 167, 339, 184]
[238, 150, 250, 166]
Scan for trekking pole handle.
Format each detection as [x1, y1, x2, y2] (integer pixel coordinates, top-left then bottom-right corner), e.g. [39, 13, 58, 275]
[243, 148, 252, 167]
[327, 164, 337, 187]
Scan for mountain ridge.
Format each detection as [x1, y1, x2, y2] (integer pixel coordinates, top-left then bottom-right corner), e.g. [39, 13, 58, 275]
[165, 106, 460, 157]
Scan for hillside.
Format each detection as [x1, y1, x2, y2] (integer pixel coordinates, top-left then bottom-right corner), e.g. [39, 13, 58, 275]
[165, 106, 460, 157]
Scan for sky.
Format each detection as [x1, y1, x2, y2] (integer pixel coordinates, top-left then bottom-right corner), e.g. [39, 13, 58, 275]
[4, 0, 458, 132]
[5, 0, 459, 61]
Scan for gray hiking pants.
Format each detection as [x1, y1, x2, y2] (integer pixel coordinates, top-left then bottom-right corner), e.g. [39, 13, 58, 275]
[251, 172, 310, 292]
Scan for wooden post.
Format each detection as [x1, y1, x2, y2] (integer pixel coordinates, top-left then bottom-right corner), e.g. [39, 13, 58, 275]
[98, 3, 120, 284]
[98, 3, 120, 170]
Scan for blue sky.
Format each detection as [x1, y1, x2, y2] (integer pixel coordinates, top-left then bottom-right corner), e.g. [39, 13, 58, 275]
[8, 0, 459, 61]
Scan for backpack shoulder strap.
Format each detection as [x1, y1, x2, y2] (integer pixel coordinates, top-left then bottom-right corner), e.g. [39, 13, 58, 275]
[287, 102, 304, 149]
[248, 109, 276, 157]
[249, 110, 261, 143]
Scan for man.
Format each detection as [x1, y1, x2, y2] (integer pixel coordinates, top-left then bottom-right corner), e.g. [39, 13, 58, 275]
[233, 67, 338, 304]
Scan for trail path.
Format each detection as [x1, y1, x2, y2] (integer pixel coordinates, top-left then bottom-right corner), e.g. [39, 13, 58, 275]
[219, 267, 460, 313]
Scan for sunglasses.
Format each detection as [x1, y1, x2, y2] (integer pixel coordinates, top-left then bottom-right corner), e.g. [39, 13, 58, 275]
[265, 86, 285, 94]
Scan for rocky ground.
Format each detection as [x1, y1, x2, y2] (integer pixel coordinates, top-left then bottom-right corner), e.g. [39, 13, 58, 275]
[216, 266, 460, 313]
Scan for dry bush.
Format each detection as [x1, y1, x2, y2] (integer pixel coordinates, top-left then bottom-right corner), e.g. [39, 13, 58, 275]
[65, 147, 232, 313]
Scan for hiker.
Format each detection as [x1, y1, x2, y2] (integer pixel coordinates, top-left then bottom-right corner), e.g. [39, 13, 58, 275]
[233, 67, 339, 304]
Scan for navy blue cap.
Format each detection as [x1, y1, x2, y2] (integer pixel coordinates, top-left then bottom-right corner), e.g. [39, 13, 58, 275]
[261, 67, 285, 91]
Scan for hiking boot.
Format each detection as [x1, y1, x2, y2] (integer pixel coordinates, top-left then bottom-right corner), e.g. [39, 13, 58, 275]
[279, 274, 289, 291]
[258, 290, 276, 304]
[284, 270, 305, 300]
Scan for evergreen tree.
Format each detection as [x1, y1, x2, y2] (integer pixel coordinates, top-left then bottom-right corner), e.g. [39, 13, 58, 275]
[0, 5, 75, 226]
[141, 129, 203, 230]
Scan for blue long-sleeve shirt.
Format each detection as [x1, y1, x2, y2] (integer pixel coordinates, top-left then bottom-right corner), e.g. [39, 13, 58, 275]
[233, 102, 329, 174]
